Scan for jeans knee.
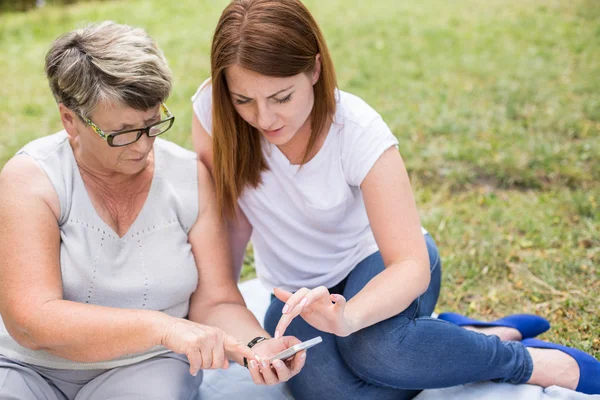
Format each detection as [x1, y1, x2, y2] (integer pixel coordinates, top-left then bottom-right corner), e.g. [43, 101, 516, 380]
[287, 362, 337, 400]
[286, 336, 356, 400]
[335, 319, 412, 383]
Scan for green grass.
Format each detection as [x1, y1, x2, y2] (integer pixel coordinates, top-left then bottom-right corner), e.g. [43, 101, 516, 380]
[1, 0, 598, 357]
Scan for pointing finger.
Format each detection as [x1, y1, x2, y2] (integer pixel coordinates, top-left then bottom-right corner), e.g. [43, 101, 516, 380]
[223, 334, 257, 361]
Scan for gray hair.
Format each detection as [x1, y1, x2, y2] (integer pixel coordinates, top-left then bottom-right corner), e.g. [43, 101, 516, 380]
[45, 21, 172, 118]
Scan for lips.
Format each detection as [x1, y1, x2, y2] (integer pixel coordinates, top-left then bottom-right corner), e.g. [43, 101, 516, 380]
[263, 127, 284, 136]
[129, 155, 146, 162]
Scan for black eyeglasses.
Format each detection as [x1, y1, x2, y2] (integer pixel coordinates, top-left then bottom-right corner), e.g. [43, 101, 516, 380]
[83, 103, 175, 147]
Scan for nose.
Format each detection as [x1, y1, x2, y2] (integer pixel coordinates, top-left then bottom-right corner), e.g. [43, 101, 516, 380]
[256, 102, 276, 131]
[129, 131, 155, 153]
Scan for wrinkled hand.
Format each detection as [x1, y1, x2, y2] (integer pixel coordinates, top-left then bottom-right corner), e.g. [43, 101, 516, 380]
[273, 287, 355, 338]
[160, 318, 257, 376]
[245, 336, 307, 386]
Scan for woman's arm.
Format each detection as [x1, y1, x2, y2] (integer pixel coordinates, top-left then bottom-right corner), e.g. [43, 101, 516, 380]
[187, 159, 268, 351]
[342, 147, 431, 332]
[274, 147, 431, 337]
[192, 110, 307, 382]
[187, 160, 306, 383]
[0, 156, 169, 362]
[192, 113, 252, 279]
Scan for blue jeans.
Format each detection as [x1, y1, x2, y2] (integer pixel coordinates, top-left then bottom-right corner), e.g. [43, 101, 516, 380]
[264, 234, 533, 400]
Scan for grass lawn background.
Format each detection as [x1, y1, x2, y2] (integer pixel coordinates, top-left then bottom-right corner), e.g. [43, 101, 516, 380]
[1, 0, 598, 357]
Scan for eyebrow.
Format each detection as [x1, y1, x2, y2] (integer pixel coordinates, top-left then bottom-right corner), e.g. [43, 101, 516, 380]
[231, 85, 294, 100]
[111, 114, 160, 131]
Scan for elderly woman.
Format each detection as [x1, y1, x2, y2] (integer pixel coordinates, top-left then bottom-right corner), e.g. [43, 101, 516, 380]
[0, 22, 305, 399]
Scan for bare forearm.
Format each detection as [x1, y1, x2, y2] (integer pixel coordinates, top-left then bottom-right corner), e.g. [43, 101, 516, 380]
[11, 299, 170, 363]
[344, 261, 430, 334]
[190, 302, 269, 364]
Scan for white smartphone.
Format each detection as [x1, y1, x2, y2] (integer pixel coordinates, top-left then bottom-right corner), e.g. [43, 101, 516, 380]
[268, 336, 323, 363]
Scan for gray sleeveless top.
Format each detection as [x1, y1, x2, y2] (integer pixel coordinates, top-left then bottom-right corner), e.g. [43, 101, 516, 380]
[0, 131, 199, 370]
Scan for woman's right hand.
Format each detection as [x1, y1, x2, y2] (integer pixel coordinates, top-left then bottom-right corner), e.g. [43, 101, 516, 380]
[159, 317, 257, 376]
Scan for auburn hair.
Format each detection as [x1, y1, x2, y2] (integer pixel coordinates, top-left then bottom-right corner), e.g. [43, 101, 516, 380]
[211, 0, 337, 218]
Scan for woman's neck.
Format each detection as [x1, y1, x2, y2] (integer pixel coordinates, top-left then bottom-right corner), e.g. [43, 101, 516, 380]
[78, 161, 153, 201]
[278, 116, 332, 165]
[70, 140, 154, 199]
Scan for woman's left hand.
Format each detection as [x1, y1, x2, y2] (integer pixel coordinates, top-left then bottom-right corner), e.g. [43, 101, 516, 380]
[246, 336, 306, 385]
[273, 287, 355, 338]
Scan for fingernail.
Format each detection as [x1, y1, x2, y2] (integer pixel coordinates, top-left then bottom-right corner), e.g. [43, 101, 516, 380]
[282, 304, 289, 313]
[262, 361, 268, 368]
[299, 298, 308, 306]
[192, 371, 198, 376]
[300, 352, 306, 359]
[250, 360, 257, 368]
[273, 360, 282, 368]
[275, 330, 280, 339]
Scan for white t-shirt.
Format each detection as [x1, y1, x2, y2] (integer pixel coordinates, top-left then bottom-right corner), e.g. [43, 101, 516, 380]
[193, 79, 417, 291]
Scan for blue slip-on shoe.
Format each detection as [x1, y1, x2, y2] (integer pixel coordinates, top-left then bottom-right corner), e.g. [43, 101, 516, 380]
[522, 338, 600, 395]
[437, 312, 550, 339]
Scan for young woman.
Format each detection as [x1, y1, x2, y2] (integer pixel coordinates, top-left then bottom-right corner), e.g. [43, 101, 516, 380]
[192, 0, 599, 398]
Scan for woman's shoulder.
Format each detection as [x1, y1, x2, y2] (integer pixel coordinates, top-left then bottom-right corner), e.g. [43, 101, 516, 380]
[334, 89, 383, 130]
[155, 138, 197, 161]
[154, 140, 199, 192]
[191, 77, 212, 105]
[17, 130, 70, 160]
[1, 146, 63, 221]
[152, 140, 199, 232]
[333, 90, 395, 146]
[191, 78, 213, 133]
[332, 90, 399, 186]
[10, 131, 75, 223]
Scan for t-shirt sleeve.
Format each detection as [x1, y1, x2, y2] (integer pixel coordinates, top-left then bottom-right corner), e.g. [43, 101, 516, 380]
[191, 78, 213, 135]
[340, 116, 399, 187]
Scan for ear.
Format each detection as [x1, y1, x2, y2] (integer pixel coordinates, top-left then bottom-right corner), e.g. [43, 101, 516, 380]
[311, 53, 322, 86]
[58, 103, 80, 139]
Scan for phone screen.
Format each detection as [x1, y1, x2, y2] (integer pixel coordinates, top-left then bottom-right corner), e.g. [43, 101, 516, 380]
[268, 336, 323, 363]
